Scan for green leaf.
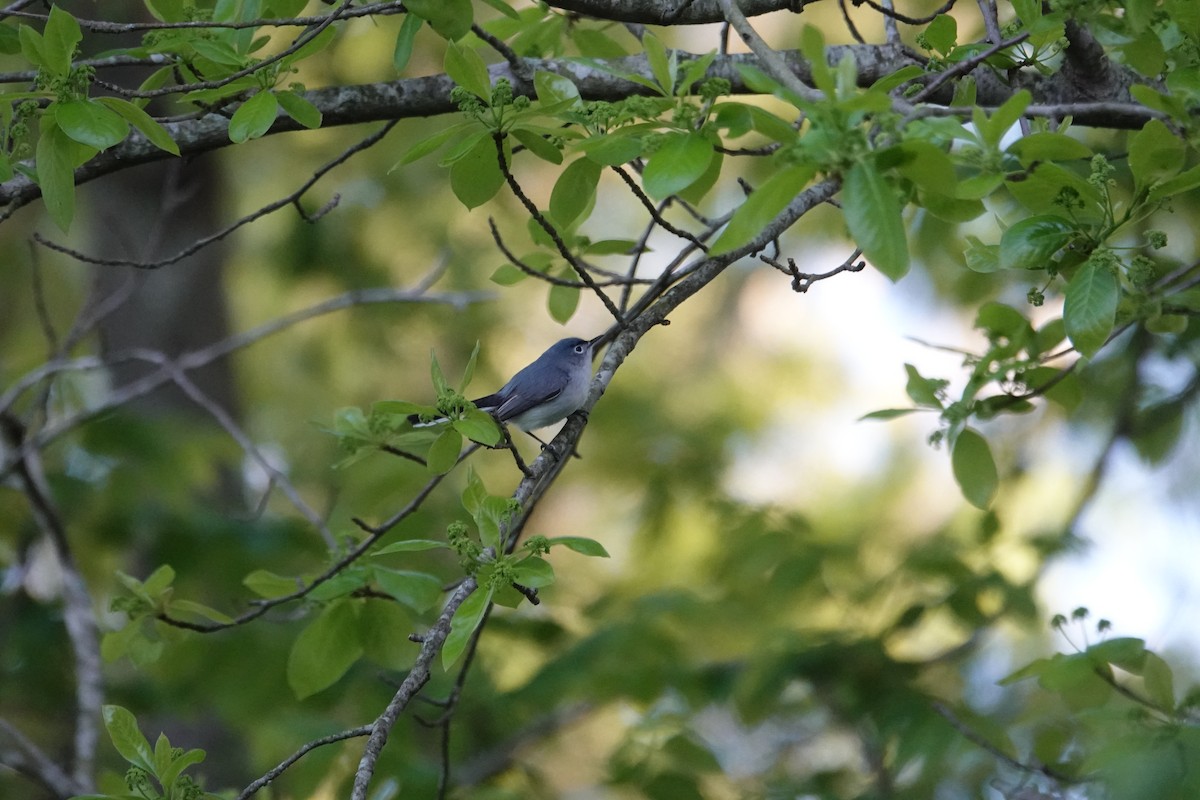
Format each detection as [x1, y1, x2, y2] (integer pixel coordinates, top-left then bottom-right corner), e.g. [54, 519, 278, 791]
[449, 133, 505, 209]
[1006, 131, 1092, 166]
[95, 97, 179, 155]
[442, 585, 492, 669]
[169, 599, 233, 625]
[547, 282, 580, 324]
[103, 706, 155, 771]
[842, 160, 909, 280]
[373, 538, 449, 555]
[891, 140, 956, 191]
[800, 25, 834, 96]
[0, 23, 19, 55]
[544, 536, 610, 557]
[952, 427, 998, 509]
[642, 132, 713, 199]
[1149, 163, 1200, 200]
[963, 235, 1000, 272]
[19, 25, 48, 72]
[479, 0, 520, 18]
[1006, 162, 1102, 215]
[228, 91, 278, 143]
[710, 162, 815, 255]
[405, 0, 473, 40]
[585, 238, 638, 256]
[981, 90, 1030, 149]
[430, 348, 449, 394]
[276, 90, 322, 129]
[372, 399, 428, 418]
[453, 409, 502, 446]
[393, 13, 422, 72]
[1131, 399, 1184, 463]
[642, 32, 673, 95]
[580, 131, 643, 166]
[427, 428, 463, 474]
[191, 38, 246, 68]
[42, 5, 82, 77]
[550, 157, 602, 228]
[868, 64, 924, 94]
[1087, 637, 1146, 672]
[393, 121, 474, 167]
[158, 747, 206, 790]
[534, 69, 581, 107]
[923, 14, 957, 54]
[678, 149, 723, 204]
[243, 569, 298, 598]
[1122, 28, 1165, 76]
[1142, 652, 1175, 711]
[919, 191, 984, 223]
[461, 466, 488, 516]
[287, 600, 363, 699]
[55, 99, 129, 150]
[976, 302, 1032, 342]
[372, 567, 443, 612]
[998, 215, 1074, 270]
[459, 340, 480, 393]
[511, 128, 563, 164]
[571, 27, 628, 58]
[100, 622, 142, 663]
[490, 263, 528, 285]
[904, 363, 944, 407]
[36, 118, 78, 233]
[1064, 258, 1118, 357]
[1166, 0, 1200, 37]
[444, 40, 491, 101]
[512, 555, 555, 588]
[141, 564, 175, 597]
[859, 408, 921, 420]
[1129, 118, 1185, 192]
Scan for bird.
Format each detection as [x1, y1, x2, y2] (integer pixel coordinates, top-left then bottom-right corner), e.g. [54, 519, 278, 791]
[411, 336, 602, 434]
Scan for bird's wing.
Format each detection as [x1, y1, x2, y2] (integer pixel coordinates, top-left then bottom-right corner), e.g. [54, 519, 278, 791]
[479, 380, 563, 422]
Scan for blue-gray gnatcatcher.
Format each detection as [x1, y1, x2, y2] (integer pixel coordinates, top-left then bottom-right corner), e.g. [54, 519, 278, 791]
[416, 336, 602, 432]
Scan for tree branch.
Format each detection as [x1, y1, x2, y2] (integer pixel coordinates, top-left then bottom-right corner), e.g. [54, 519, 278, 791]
[2, 43, 1159, 217]
[236, 725, 372, 800]
[351, 576, 479, 800]
[0, 415, 101, 794]
[544, 0, 794, 24]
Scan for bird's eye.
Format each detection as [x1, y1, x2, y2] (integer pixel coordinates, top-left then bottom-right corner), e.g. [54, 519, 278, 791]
[574, 345, 585, 354]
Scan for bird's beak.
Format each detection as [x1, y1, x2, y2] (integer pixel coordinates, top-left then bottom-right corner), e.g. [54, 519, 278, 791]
[588, 333, 606, 348]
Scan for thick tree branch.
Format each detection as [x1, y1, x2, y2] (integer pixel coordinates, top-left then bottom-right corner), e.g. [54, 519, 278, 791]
[545, 0, 797, 25]
[0, 46, 1158, 216]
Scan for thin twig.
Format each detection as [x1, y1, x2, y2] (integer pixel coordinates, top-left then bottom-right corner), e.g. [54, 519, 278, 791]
[610, 164, 709, 251]
[493, 133, 628, 324]
[909, 33, 1031, 105]
[0, 718, 81, 798]
[716, 0, 823, 104]
[0, 285, 492, 474]
[237, 725, 373, 800]
[87, 0, 357, 102]
[932, 701, 1078, 783]
[760, 248, 865, 293]
[2, 1, 405, 33]
[159, 358, 339, 548]
[34, 120, 399, 269]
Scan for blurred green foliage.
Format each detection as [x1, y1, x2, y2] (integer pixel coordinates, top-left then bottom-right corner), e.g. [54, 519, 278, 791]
[2, 1, 1200, 799]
